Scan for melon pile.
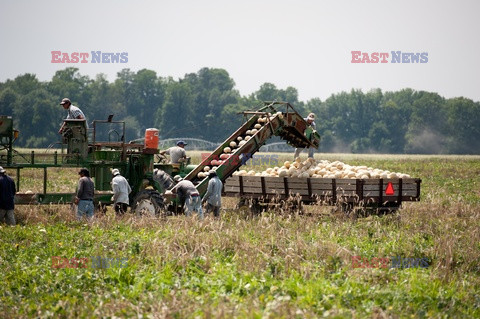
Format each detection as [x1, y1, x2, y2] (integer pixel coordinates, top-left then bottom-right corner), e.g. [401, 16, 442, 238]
[233, 157, 411, 179]
[197, 113, 283, 179]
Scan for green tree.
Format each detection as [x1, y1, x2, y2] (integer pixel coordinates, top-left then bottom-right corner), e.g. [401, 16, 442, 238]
[4, 73, 42, 95]
[88, 73, 126, 121]
[445, 98, 480, 154]
[158, 82, 195, 138]
[113, 68, 136, 118]
[0, 88, 18, 116]
[320, 90, 361, 151]
[219, 102, 250, 137]
[255, 83, 278, 101]
[133, 69, 166, 129]
[368, 121, 391, 152]
[14, 89, 58, 147]
[47, 67, 92, 120]
[181, 68, 240, 141]
[405, 91, 446, 154]
[305, 98, 322, 118]
[376, 89, 416, 153]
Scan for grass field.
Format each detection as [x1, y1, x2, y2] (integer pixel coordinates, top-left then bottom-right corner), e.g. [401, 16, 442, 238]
[1, 153, 480, 318]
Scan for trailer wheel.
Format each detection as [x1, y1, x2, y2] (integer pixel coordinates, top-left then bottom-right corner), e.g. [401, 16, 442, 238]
[249, 199, 264, 214]
[236, 198, 248, 209]
[132, 189, 165, 217]
[376, 204, 401, 215]
[339, 202, 354, 216]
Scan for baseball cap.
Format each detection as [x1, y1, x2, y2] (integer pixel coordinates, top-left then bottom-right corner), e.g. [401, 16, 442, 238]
[176, 140, 187, 146]
[0, 166, 5, 173]
[78, 168, 89, 175]
[112, 168, 120, 176]
[60, 98, 71, 105]
[173, 175, 183, 182]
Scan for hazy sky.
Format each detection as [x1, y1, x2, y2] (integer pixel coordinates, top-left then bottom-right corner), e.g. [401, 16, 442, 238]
[1, 0, 479, 102]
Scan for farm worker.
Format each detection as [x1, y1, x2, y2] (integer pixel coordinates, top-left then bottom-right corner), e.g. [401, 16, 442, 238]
[58, 98, 87, 134]
[294, 112, 316, 159]
[172, 175, 203, 219]
[75, 168, 95, 220]
[159, 140, 187, 164]
[0, 166, 16, 226]
[202, 170, 223, 217]
[111, 168, 132, 215]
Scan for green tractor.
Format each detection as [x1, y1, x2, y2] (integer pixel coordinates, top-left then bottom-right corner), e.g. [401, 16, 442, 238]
[0, 115, 195, 216]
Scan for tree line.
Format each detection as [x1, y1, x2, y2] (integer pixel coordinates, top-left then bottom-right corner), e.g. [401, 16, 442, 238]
[0, 67, 479, 154]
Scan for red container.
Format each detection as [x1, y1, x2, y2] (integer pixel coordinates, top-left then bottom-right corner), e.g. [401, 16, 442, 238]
[145, 128, 159, 149]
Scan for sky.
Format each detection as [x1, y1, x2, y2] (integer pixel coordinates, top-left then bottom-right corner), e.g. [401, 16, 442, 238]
[0, 0, 479, 102]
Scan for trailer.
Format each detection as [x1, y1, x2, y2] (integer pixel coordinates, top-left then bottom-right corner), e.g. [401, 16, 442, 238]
[223, 175, 421, 213]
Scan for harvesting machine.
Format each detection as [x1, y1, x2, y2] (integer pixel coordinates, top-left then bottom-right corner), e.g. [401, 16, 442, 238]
[0, 115, 195, 214]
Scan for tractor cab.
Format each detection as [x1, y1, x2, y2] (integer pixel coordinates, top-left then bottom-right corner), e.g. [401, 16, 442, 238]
[0, 115, 18, 165]
[61, 119, 89, 161]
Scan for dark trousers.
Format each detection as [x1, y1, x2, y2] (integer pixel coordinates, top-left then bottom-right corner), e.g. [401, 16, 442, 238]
[114, 203, 128, 215]
[205, 203, 220, 217]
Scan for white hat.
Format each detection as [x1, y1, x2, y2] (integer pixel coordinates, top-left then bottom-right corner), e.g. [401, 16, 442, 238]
[173, 175, 183, 182]
[112, 168, 120, 176]
[307, 113, 315, 121]
[0, 166, 5, 173]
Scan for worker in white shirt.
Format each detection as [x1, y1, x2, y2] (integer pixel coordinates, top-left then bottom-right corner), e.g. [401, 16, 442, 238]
[111, 168, 132, 215]
[202, 171, 223, 217]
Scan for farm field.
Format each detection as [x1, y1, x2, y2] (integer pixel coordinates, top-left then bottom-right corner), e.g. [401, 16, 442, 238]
[1, 153, 480, 318]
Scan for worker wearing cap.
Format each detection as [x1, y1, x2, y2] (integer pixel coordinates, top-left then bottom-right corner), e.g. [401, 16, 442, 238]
[202, 171, 223, 218]
[0, 166, 16, 226]
[172, 175, 203, 219]
[58, 98, 87, 134]
[160, 141, 187, 164]
[111, 168, 132, 215]
[294, 112, 316, 159]
[75, 168, 95, 220]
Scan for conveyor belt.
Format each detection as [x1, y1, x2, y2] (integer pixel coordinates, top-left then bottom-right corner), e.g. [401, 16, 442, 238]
[183, 102, 320, 197]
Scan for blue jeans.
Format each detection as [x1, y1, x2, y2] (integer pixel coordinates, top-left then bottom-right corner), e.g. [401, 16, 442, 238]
[77, 200, 94, 220]
[185, 196, 203, 219]
[0, 209, 16, 225]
